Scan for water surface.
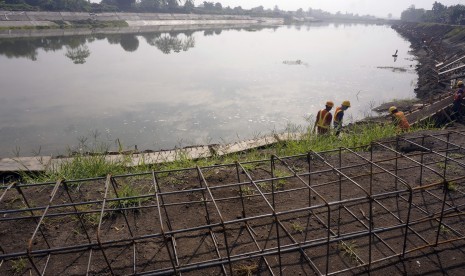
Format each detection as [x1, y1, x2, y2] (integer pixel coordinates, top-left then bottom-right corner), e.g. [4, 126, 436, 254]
[0, 23, 417, 157]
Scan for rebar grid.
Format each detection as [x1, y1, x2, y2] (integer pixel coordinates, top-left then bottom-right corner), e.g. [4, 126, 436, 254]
[1, 131, 465, 275]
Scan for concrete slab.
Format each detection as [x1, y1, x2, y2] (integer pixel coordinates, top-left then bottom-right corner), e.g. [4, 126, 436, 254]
[47, 146, 213, 171]
[2, 130, 306, 173]
[62, 29, 93, 36]
[274, 132, 306, 142]
[4, 13, 30, 21]
[172, 14, 189, 20]
[27, 11, 63, 21]
[138, 13, 161, 20]
[95, 13, 120, 21]
[158, 13, 175, 20]
[127, 146, 212, 166]
[117, 13, 141, 21]
[61, 12, 92, 21]
[212, 136, 278, 156]
[0, 156, 51, 172]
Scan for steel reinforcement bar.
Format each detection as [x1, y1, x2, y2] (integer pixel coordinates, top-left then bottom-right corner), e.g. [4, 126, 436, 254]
[1, 131, 465, 275]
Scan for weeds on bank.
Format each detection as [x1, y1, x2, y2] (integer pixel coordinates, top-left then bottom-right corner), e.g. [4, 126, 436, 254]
[439, 224, 451, 235]
[274, 123, 398, 156]
[290, 221, 304, 233]
[233, 263, 258, 276]
[445, 181, 458, 192]
[11, 258, 27, 275]
[239, 186, 255, 196]
[108, 181, 149, 210]
[19, 122, 435, 183]
[339, 240, 361, 264]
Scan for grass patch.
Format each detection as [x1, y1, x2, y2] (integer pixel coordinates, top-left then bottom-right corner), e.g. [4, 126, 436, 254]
[108, 181, 149, 210]
[20, 154, 128, 184]
[339, 240, 361, 264]
[20, 122, 435, 183]
[445, 181, 458, 192]
[0, 20, 128, 31]
[445, 26, 465, 39]
[290, 221, 304, 233]
[239, 186, 255, 196]
[52, 19, 129, 29]
[11, 258, 27, 275]
[233, 263, 258, 276]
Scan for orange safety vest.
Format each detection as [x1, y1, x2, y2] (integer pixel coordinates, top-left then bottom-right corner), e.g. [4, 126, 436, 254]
[334, 107, 343, 125]
[317, 109, 332, 129]
[393, 111, 410, 130]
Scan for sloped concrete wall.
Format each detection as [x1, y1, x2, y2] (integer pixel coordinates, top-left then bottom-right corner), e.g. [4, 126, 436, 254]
[0, 11, 283, 26]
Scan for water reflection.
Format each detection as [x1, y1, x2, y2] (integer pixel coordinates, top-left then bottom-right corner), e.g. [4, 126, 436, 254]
[0, 24, 418, 158]
[65, 45, 91, 64]
[0, 26, 273, 63]
[142, 33, 195, 54]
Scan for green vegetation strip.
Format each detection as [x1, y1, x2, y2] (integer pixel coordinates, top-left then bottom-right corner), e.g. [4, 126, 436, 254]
[20, 122, 434, 183]
[0, 20, 129, 31]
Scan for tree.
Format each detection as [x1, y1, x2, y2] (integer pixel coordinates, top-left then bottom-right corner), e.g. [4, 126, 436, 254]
[115, 0, 135, 10]
[203, 1, 213, 10]
[251, 5, 264, 13]
[401, 5, 426, 22]
[166, 0, 178, 10]
[139, 0, 161, 11]
[432, 1, 446, 14]
[445, 4, 465, 25]
[183, 0, 194, 12]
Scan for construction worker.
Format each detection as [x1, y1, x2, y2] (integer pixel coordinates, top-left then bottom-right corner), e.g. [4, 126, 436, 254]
[453, 80, 464, 122]
[334, 101, 351, 136]
[313, 101, 334, 135]
[389, 106, 410, 132]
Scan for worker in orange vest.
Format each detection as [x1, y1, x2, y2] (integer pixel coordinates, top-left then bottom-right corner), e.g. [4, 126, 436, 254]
[389, 106, 410, 132]
[453, 80, 464, 122]
[313, 101, 334, 134]
[334, 101, 351, 136]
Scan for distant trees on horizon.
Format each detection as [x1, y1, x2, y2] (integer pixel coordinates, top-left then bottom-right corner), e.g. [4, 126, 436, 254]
[401, 1, 465, 25]
[0, 0, 378, 21]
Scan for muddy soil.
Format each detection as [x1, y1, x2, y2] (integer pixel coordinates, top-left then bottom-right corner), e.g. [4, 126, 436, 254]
[1, 127, 465, 275]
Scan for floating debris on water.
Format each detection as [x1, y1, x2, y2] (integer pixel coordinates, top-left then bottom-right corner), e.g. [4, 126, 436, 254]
[376, 66, 408, 72]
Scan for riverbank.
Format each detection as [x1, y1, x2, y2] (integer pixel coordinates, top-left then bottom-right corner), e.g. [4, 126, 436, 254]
[392, 23, 465, 99]
[1, 21, 463, 174]
[0, 11, 283, 30]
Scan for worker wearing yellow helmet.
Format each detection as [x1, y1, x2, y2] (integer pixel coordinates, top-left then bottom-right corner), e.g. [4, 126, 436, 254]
[313, 101, 334, 134]
[389, 106, 410, 132]
[334, 101, 351, 136]
[453, 80, 465, 122]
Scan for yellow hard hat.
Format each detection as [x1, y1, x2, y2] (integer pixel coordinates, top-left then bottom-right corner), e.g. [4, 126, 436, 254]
[389, 106, 397, 113]
[458, 80, 464, 87]
[342, 100, 351, 107]
[326, 101, 334, 107]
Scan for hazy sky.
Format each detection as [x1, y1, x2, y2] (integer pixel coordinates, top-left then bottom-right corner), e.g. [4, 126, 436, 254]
[214, 0, 465, 18]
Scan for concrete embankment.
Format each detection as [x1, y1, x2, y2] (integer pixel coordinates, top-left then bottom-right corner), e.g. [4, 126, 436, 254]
[0, 11, 283, 28]
[0, 133, 303, 172]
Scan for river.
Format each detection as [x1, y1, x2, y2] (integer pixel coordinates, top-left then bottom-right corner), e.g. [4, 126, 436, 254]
[0, 22, 417, 158]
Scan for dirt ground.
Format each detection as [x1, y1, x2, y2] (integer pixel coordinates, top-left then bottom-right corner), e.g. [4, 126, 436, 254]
[1, 126, 465, 275]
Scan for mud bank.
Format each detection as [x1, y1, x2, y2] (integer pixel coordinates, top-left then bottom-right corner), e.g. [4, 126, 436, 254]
[392, 22, 465, 99]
